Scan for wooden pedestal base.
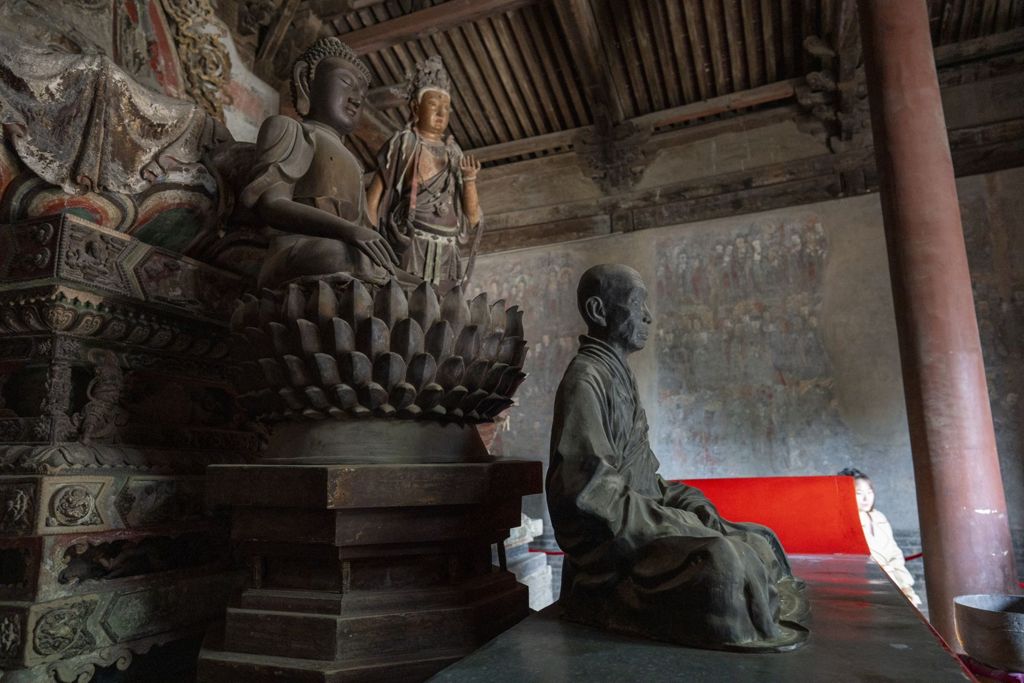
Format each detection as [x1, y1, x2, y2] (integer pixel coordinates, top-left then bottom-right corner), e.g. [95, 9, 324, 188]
[197, 459, 543, 682]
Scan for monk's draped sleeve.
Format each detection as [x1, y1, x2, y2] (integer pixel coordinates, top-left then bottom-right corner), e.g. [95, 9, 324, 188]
[658, 475, 717, 512]
[548, 368, 720, 563]
[240, 115, 314, 210]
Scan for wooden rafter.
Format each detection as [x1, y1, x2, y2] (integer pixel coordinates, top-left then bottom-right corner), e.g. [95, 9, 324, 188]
[631, 77, 800, 129]
[933, 25, 1024, 64]
[257, 0, 302, 70]
[467, 78, 800, 163]
[309, 0, 388, 14]
[367, 82, 408, 110]
[353, 102, 397, 152]
[553, 0, 625, 127]
[335, 0, 542, 54]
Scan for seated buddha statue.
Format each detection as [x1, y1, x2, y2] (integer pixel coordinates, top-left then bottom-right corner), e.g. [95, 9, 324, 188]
[240, 37, 400, 291]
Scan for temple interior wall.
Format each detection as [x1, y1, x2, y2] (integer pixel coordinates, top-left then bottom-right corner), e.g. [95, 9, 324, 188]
[471, 164, 1024, 539]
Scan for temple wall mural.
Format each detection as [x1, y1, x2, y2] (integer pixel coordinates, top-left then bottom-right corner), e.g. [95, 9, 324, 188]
[472, 165, 1024, 538]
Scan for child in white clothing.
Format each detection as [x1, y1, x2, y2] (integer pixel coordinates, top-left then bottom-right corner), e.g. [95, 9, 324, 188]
[839, 467, 923, 608]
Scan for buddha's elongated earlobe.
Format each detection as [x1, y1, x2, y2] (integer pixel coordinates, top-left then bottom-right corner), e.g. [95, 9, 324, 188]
[293, 61, 312, 117]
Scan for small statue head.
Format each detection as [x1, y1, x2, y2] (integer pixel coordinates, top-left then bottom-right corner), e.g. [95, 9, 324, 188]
[292, 37, 371, 135]
[408, 55, 452, 140]
[577, 264, 652, 355]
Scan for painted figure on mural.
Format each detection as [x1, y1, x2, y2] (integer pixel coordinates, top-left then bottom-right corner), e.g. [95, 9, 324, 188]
[366, 55, 483, 288]
[240, 37, 400, 291]
[547, 264, 809, 652]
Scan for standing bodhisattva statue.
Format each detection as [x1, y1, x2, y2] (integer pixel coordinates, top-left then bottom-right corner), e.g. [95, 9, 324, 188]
[548, 264, 809, 652]
[241, 38, 399, 291]
[366, 56, 482, 288]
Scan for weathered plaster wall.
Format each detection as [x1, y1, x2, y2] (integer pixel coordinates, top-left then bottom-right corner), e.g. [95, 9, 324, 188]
[472, 165, 1024, 538]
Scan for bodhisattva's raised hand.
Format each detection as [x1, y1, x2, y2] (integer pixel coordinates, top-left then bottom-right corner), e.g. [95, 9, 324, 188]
[460, 154, 481, 182]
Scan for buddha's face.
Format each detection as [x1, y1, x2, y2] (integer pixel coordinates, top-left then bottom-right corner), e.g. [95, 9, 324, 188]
[606, 275, 652, 354]
[414, 90, 451, 138]
[854, 478, 875, 512]
[308, 57, 367, 135]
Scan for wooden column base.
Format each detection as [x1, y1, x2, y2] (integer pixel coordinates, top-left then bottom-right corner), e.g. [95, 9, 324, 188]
[197, 459, 543, 682]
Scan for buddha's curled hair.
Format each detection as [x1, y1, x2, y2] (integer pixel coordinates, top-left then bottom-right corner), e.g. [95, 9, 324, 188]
[292, 37, 371, 106]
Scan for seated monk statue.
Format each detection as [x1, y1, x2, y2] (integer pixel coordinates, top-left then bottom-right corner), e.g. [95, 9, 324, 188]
[365, 56, 482, 288]
[240, 37, 399, 291]
[548, 264, 808, 652]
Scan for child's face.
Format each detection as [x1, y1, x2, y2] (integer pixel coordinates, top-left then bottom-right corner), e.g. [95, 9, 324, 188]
[854, 478, 875, 512]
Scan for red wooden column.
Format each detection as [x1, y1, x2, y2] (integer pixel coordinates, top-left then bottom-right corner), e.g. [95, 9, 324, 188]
[858, 0, 1017, 644]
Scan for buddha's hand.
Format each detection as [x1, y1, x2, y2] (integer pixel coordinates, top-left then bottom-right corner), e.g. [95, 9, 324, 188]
[460, 154, 481, 182]
[343, 223, 399, 273]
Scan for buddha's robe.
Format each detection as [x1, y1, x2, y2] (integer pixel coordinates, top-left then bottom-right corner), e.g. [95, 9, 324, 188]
[374, 127, 480, 286]
[547, 336, 808, 651]
[241, 116, 387, 290]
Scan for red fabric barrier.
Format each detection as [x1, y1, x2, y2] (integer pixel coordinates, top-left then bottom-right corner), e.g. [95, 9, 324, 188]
[677, 475, 870, 555]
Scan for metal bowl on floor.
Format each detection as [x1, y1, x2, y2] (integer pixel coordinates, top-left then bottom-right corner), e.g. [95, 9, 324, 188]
[955, 594, 1024, 673]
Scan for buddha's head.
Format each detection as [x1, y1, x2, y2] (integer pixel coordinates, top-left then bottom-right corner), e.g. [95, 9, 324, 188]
[409, 56, 452, 140]
[292, 37, 371, 135]
[577, 264, 652, 356]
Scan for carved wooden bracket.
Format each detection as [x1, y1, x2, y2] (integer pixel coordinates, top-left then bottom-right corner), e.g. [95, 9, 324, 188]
[573, 121, 653, 195]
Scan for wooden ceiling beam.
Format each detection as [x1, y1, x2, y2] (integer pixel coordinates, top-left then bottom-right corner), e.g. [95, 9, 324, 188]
[333, 0, 542, 53]
[552, 0, 626, 127]
[649, 1, 682, 107]
[467, 78, 800, 163]
[933, 25, 1024, 65]
[257, 0, 302, 71]
[307, 0, 387, 15]
[760, 0, 779, 81]
[834, 0, 861, 83]
[366, 82, 409, 110]
[666, 0, 699, 102]
[518, 8, 575, 130]
[723, 0, 748, 91]
[703, 1, 732, 94]
[631, 77, 800, 130]
[683, 0, 714, 99]
[471, 128, 582, 163]
[352, 101, 399, 152]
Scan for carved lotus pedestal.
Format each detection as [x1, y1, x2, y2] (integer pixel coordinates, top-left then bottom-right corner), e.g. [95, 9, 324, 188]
[197, 420, 543, 682]
[0, 214, 254, 682]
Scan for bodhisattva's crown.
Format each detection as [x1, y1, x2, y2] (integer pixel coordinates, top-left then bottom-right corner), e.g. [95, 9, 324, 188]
[408, 55, 451, 104]
[292, 37, 372, 106]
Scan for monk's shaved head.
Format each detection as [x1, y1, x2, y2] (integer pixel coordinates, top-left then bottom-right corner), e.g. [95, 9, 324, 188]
[576, 264, 652, 355]
[577, 264, 644, 323]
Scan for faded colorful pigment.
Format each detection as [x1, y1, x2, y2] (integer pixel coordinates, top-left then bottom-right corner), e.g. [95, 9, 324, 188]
[652, 217, 841, 475]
